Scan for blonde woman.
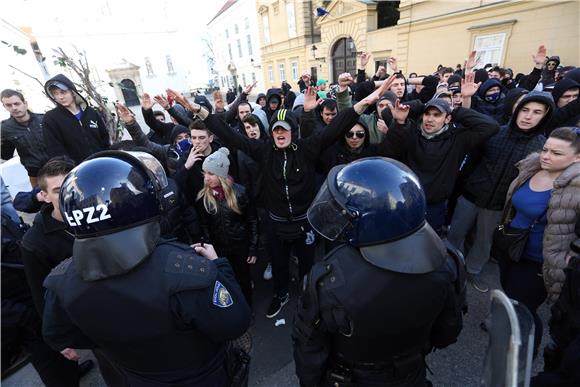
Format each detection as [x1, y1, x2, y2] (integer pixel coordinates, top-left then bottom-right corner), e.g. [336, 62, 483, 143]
[196, 147, 258, 307]
[499, 126, 580, 353]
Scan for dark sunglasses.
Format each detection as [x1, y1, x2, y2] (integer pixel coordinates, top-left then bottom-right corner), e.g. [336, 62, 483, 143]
[346, 131, 365, 139]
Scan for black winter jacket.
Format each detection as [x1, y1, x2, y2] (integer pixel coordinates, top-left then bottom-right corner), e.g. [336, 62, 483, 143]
[462, 91, 555, 210]
[42, 74, 110, 164]
[385, 107, 499, 204]
[196, 184, 258, 257]
[1, 113, 50, 176]
[204, 108, 360, 222]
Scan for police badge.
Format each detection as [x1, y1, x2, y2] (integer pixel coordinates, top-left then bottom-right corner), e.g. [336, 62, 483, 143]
[212, 281, 234, 308]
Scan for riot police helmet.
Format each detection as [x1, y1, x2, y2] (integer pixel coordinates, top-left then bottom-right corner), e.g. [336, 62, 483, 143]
[59, 150, 169, 238]
[308, 157, 446, 273]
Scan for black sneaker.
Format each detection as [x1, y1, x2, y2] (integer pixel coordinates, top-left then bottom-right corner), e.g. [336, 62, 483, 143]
[265, 293, 289, 319]
[468, 273, 489, 293]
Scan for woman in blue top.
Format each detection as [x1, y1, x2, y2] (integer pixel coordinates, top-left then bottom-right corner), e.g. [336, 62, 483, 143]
[499, 127, 580, 354]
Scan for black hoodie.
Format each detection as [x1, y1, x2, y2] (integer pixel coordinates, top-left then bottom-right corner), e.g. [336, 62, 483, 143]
[237, 114, 268, 206]
[42, 74, 110, 164]
[462, 91, 555, 210]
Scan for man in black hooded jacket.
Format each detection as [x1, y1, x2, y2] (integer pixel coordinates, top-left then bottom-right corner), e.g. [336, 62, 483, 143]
[448, 91, 555, 293]
[189, 82, 395, 318]
[42, 74, 110, 164]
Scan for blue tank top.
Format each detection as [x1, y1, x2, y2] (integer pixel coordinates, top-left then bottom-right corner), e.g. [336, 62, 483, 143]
[509, 179, 550, 262]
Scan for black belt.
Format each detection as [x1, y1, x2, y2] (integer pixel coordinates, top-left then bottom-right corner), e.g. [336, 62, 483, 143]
[268, 212, 307, 223]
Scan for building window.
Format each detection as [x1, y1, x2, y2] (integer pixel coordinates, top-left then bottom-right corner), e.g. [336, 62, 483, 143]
[228, 44, 233, 61]
[225, 29, 229, 38]
[235, 24, 239, 34]
[474, 32, 506, 67]
[279, 63, 285, 81]
[377, 1, 400, 29]
[244, 17, 249, 29]
[247, 35, 253, 56]
[144, 57, 155, 77]
[251, 72, 256, 82]
[291, 62, 298, 80]
[166, 55, 175, 75]
[268, 65, 274, 82]
[273, 1, 279, 15]
[262, 15, 271, 45]
[237, 39, 243, 57]
[242, 74, 247, 86]
[286, 1, 296, 38]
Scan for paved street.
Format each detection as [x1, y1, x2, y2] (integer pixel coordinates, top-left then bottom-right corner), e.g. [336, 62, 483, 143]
[3, 254, 549, 387]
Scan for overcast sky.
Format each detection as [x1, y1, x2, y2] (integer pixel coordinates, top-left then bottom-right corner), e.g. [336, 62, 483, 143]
[2, 0, 225, 82]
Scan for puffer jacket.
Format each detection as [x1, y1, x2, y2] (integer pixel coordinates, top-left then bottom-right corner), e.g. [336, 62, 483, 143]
[502, 153, 580, 303]
[196, 183, 258, 257]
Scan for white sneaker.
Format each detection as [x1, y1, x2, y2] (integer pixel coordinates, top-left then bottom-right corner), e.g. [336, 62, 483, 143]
[263, 263, 272, 280]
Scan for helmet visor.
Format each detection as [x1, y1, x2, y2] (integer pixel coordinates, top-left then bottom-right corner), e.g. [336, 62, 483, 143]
[126, 151, 168, 189]
[307, 182, 353, 241]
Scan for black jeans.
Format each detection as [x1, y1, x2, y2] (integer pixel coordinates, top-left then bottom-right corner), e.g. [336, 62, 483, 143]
[270, 230, 316, 298]
[499, 257, 547, 354]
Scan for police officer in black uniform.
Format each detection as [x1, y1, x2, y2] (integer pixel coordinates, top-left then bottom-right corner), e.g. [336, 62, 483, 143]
[293, 157, 464, 387]
[41, 150, 251, 386]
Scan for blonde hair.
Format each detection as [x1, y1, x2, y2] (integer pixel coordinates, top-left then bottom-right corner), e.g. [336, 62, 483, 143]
[197, 175, 241, 215]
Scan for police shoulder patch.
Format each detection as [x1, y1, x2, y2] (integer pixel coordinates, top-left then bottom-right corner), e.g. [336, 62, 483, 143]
[212, 280, 233, 308]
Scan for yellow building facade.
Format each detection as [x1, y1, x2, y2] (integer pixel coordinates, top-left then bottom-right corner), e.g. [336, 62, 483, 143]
[257, 0, 579, 86]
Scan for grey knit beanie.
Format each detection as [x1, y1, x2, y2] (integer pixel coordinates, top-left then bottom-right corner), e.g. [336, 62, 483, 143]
[202, 147, 230, 178]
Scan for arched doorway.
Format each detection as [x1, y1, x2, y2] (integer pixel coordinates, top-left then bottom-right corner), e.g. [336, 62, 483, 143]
[120, 79, 139, 106]
[331, 37, 357, 83]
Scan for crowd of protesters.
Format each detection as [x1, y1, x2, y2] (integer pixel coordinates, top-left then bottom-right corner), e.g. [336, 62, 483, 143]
[1, 42, 579, 386]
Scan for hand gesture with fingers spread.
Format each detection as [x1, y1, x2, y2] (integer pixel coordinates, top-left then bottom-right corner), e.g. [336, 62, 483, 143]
[303, 86, 318, 112]
[387, 57, 398, 73]
[116, 102, 135, 125]
[533, 45, 547, 69]
[460, 72, 481, 98]
[389, 99, 410, 124]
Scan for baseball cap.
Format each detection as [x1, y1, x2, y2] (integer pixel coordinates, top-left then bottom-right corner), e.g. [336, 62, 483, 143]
[270, 109, 298, 132]
[424, 98, 452, 114]
[47, 81, 69, 91]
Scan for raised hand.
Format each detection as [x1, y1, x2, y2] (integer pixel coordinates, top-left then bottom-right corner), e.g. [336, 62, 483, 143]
[375, 65, 386, 79]
[303, 86, 318, 112]
[354, 74, 396, 114]
[532, 45, 547, 69]
[244, 81, 257, 95]
[389, 99, 410, 124]
[166, 88, 188, 107]
[359, 52, 371, 68]
[465, 50, 478, 72]
[141, 93, 153, 110]
[387, 57, 398, 73]
[115, 102, 135, 125]
[338, 72, 353, 93]
[460, 72, 481, 98]
[153, 95, 170, 109]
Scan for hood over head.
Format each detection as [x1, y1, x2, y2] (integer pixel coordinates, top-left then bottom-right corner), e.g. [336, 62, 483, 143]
[44, 74, 88, 109]
[170, 124, 189, 144]
[510, 90, 555, 133]
[474, 68, 489, 84]
[256, 93, 267, 103]
[502, 87, 529, 117]
[266, 88, 283, 106]
[552, 78, 580, 104]
[240, 113, 268, 139]
[564, 67, 580, 84]
[477, 78, 503, 99]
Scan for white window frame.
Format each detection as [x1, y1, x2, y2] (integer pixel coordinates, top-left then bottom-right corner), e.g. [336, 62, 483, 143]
[262, 15, 271, 45]
[279, 63, 285, 81]
[237, 39, 243, 58]
[247, 35, 253, 56]
[473, 32, 506, 68]
[291, 62, 298, 80]
[268, 65, 274, 82]
[286, 2, 296, 38]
